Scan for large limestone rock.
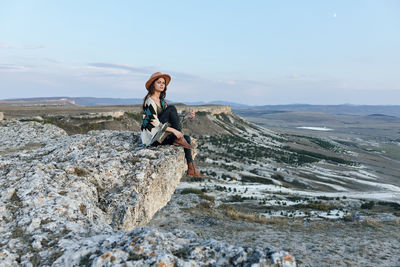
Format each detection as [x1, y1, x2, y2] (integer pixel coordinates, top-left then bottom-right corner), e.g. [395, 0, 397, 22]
[0, 120, 66, 152]
[0, 121, 186, 263]
[0, 120, 186, 231]
[0, 121, 295, 266]
[53, 227, 296, 267]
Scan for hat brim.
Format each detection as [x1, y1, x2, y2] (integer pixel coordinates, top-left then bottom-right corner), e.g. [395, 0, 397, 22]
[145, 74, 171, 90]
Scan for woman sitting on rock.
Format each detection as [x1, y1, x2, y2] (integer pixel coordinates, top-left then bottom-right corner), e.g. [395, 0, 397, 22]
[141, 72, 204, 178]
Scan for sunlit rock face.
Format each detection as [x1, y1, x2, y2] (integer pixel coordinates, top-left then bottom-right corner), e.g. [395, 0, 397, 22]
[0, 121, 295, 266]
[0, 121, 187, 264]
[53, 227, 296, 267]
[0, 120, 66, 152]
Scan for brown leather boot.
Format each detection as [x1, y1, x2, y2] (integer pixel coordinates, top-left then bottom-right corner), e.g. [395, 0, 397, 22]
[187, 162, 204, 178]
[173, 137, 192, 149]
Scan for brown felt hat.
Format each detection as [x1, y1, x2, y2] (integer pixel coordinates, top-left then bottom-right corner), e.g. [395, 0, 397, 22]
[145, 72, 171, 90]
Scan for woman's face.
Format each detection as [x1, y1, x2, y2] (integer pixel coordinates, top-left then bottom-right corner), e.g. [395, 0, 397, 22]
[154, 78, 166, 93]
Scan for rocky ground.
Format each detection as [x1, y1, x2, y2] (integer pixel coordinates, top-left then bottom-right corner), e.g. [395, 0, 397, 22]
[2, 105, 400, 266]
[149, 189, 400, 267]
[151, 110, 400, 266]
[0, 120, 295, 266]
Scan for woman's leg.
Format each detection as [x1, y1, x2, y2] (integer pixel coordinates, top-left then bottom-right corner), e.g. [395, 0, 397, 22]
[184, 134, 204, 177]
[158, 105, 181, 131]
[183, 135, 193, 163]
[158, 105, 187, 146]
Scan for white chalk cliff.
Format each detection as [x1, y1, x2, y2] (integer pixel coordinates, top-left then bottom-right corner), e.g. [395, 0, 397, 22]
[0, 121, 295, 266]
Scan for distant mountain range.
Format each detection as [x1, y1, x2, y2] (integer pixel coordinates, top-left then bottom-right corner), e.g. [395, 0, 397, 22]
[234, 104, 400, 117]
[1, 97, 400, 117]
[0, 97, 249, 107]
[0, 97, 144, 106]
[184, 100, 250, 108]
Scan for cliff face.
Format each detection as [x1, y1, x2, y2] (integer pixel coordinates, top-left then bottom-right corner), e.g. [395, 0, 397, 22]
[0, 121, 185, 264]
[177, 105, 232, 115]
[0, 104, 233, 135]
[0, 121, 295, 266]
[1, 121, 186, 231]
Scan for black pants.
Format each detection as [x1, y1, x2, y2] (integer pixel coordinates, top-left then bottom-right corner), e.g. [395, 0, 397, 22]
[156, 105, 193, 163]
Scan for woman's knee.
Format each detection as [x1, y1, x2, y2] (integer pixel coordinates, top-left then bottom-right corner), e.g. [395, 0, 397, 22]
[165, 105, 177, 113]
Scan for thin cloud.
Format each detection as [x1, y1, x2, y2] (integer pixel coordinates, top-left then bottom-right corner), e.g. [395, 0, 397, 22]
[0, 63, 29, 71]
[223, 80, 236, 85]
[87, 64, 203, 82]
[291, 73, 303, 79]
[1, 62, 399, 105]
[170, 71, 204, 81]
[88, 63, 151, 73]
[0, 43, 44, 49]
[23, 44, 45, 49]
[0, 42, 15, 49]
[222, 79, 271, 87]
[280, 73, 306, 80]
[44, 57, 64, 63]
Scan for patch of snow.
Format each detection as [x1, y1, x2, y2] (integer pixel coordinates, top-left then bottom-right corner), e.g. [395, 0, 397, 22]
[309, 180, 348, 191]
[314, 209, 345, 219]
[345, 170, 378, 180]
[296, 126, 333, 131]
[339, 175, 400, 191]
[261, 210, 308, 218]
[314, 175, 347, 185]
[205, 158, 214, 164]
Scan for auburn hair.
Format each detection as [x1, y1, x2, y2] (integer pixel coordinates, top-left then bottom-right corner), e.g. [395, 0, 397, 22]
[142, 78, 167, 109]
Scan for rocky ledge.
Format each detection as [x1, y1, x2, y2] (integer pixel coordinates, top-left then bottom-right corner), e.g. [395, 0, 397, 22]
[0, 121, 295, 266]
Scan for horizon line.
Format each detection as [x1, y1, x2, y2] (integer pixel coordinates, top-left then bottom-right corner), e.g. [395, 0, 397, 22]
[1, 96, 400, 107]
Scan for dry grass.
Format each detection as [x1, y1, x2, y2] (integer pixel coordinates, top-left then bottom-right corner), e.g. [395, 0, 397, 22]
[200, 194, 215, 202]
[180, 188, 215, 203]
[293, 203, 340, 211]
[218, 204, 291, 225]
[74, 167, 90, 177]
[0, 142, 44, 155]
[196, 202, 214, 209]
[180, 188, 203, 195]
[79, 204, 87, 215]
[359, 217, 381, 228]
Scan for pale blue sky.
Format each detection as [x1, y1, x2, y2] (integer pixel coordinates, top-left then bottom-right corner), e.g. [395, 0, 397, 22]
[1, 0, 399, 105]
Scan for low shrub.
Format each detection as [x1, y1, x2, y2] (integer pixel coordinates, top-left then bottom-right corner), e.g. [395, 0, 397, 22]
[181, 188, 203, 195]
[360, 201, 375, 209]
[230, 194, 244, 202]
[125, 112, 142, 121]
[293, 203, 339, 211]
[200, 194, 215, 202]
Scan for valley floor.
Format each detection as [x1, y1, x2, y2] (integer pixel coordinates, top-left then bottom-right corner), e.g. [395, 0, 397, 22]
[4, 105, 399, 266]
[149, 192, 400, 267]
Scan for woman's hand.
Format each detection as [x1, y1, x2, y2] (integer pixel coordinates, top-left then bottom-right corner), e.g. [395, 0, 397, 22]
[184, 110, 196, 120]
[166, 127, 183, 139]
[173, 129, 184, 139]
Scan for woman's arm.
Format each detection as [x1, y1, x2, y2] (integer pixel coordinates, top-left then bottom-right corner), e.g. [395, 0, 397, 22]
[183, 110, 196, 121]
[141, 98, 162, 131]
[165, 126, 183, 139]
